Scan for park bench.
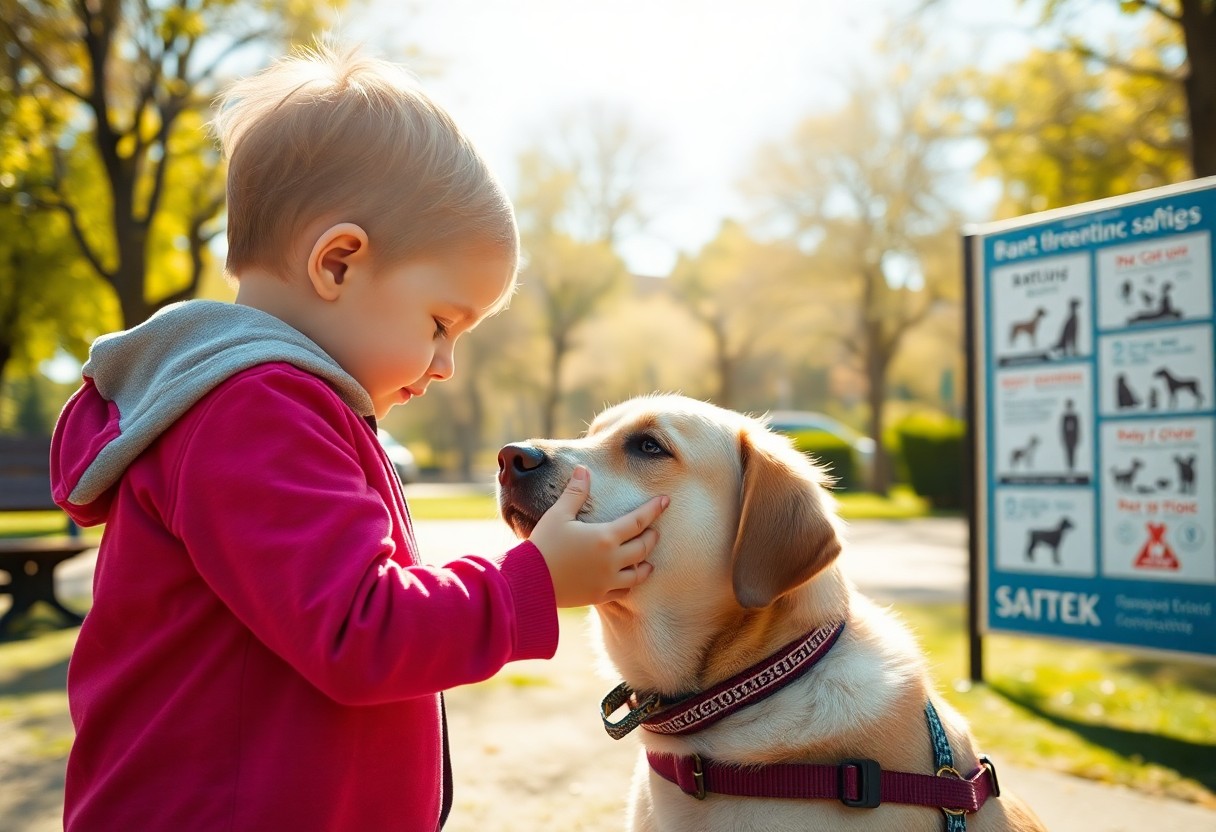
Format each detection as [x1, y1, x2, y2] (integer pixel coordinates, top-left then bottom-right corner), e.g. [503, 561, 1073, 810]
[0, 436, 90, 638]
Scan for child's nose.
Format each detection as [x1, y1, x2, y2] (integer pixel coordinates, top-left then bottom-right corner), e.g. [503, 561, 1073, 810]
[429, 343, 455, 380]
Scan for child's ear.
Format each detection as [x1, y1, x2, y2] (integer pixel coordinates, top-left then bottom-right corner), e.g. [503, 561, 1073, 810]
[307, 223, 370, 300]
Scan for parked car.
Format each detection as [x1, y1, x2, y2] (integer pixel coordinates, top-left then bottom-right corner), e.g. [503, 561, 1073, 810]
[762, 410, 876, 487]
[377, 428, 420, 485]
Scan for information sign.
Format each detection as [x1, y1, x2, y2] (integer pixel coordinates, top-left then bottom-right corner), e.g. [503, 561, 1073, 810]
[965, 178, 1216, 662]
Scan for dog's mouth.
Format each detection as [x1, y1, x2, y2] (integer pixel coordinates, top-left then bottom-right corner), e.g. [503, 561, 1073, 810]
[500, 501, 541, 538]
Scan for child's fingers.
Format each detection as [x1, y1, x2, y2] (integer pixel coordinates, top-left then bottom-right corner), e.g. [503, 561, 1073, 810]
[616, 527, 660, 567]
[604, 560, 654, 600]
[610, 494, 670, 541]
[547, 466, 591, 521]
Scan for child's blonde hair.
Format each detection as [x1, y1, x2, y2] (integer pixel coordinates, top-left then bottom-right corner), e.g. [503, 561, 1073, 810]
[213, 44, 519, 288]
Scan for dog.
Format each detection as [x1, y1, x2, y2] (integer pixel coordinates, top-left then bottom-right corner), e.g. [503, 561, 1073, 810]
[1009, 436, 1039, 470]
[1153, 367, 1204, 408]
[1024, 518, 1074, 566]
[497, 395, 1044, 831]
[1111, 459, 1144, 491]
[1008, 308, 1047, 349]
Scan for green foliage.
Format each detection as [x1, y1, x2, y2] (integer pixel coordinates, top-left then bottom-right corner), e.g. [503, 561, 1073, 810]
[0, 373, 79, 437]
[0, 0, 347, 346]
[0, 45, 118, 386]
[964, 18, 1191, 217]
[833, 486, 929, 519]
[895, 411, 966, 509]
[784, 429, 861, 492]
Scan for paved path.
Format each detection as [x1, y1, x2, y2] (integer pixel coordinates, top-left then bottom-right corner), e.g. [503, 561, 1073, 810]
[22, 514, 1216, 830]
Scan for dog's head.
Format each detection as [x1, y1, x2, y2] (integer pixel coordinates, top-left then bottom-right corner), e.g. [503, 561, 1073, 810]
[497, 394, 843, 614]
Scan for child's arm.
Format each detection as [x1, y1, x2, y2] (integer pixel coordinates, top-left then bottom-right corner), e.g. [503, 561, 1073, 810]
[528, 466, 667, 607]
[166, 365, 557, 705]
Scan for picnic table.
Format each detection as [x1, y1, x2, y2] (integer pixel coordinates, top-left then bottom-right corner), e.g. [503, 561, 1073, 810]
[0, 436, 90, 637]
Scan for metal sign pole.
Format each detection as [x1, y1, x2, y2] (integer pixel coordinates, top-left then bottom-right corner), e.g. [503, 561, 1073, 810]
[963, 232, 985, 683]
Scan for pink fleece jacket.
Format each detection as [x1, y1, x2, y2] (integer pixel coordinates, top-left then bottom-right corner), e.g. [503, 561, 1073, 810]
[51, 348, 558, 830]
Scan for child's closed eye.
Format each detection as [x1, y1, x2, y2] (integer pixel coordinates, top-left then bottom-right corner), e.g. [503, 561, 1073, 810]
[433, 318, 450, 339]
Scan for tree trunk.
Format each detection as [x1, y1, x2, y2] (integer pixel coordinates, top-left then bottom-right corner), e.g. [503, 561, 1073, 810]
[456, 380, 486, 481]
[542, 334, 567, 437]
[111, 211, 152, 329]
[713, 321, 734, 408]
[0, 340, 12, 410]
[864, 335, 893, 496]
[1180, 0, 1216, 176]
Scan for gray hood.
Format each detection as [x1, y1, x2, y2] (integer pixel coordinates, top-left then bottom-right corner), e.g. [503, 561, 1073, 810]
[65, 300, 373, 506]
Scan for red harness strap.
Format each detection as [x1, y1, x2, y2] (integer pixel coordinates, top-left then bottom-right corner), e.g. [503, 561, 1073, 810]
[647, 752, 1001, 813]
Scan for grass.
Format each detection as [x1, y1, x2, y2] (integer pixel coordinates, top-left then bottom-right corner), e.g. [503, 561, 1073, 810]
[833, 485, 933, 520]
[3, 485, 933, 532]
[407, 494, 503, 521]
[0, 513, 102, 540]
[409, 483, 937, 522]
[900, 603, 1216, 807]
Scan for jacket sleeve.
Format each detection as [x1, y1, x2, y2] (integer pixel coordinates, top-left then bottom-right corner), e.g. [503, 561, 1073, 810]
[166, 364, 558, 706]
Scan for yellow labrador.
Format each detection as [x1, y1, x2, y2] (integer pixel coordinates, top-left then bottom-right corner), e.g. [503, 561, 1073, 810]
[497, 395, 1045, 832]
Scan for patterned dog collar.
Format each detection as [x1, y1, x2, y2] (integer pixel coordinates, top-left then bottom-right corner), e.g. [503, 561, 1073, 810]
[601, 620, 846, 739]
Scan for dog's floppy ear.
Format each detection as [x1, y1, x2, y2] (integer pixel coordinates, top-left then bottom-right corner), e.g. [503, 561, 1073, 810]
[731, 425, 842, 609]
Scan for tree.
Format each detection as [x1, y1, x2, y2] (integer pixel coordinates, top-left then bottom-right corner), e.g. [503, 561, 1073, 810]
[0, 43, 114, 403]
[747, 31, 963, 493]
[518, 103, 659, 248]
[1027, 0, 1214, 176]
[0, 0, 340, 330]
[518, 233, 627, 436]
[668, 221, 807, 409]
[511, 104, 658, 436]
[963, 20, 1192, 216]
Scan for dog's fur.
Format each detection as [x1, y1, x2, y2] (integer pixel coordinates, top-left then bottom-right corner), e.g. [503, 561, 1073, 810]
[498, 395, 1045, 831]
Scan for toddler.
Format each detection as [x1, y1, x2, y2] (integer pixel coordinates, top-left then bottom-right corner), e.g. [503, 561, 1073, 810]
[50, 45, 666, 831]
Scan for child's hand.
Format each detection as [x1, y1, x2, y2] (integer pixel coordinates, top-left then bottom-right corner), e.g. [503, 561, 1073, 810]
[528, 466, 669, 607]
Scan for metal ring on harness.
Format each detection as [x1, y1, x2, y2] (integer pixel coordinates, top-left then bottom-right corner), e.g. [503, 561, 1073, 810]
[935, 765, 968, 817]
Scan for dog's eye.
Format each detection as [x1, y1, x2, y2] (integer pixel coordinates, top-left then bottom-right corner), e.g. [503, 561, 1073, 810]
[630, 434, 670, 457]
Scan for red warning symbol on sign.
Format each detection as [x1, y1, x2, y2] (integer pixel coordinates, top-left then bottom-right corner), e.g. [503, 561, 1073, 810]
[1134, 522, 1179, 570]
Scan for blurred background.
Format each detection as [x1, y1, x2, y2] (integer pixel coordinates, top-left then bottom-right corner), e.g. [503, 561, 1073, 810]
[0, 0, 1205, 497]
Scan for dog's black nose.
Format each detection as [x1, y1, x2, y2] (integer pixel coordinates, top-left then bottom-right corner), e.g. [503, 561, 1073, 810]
[498, 443, 548, 484]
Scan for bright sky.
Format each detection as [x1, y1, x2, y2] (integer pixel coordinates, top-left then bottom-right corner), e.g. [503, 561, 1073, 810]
[346, 0, 1099, 274]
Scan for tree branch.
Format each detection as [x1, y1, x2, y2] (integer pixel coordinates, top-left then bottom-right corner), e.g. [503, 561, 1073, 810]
[32, 154, 114, 284]
[1129, 0, 1183, 23]
[186, 28, 274, 87]
[0, 18, 90, 103]
[139, 102, 186, 224]
[1068, 40, 1182, 84]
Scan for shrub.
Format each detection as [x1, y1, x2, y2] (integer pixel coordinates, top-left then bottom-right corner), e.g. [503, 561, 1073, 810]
[895, 412, 966, 509]
[782, 429, 860, 492]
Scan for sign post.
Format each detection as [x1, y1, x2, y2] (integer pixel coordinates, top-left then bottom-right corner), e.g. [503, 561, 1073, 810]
[965, 177, 1216, 672]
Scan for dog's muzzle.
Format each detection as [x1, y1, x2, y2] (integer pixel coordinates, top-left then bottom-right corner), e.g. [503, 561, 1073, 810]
[497, 443, 552, 536]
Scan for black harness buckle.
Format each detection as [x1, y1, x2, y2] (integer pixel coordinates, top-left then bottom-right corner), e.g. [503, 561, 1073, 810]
[980, 754, 1001, 797]
[839, 758, 882, 809]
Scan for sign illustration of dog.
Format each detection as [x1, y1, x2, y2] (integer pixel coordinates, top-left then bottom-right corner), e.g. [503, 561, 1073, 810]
[1111, 459, 1144, 491]
[1024, 517, 1074, 566]
[1116, 374, 1141, 409]
[1009, 436, 1039, 470]
[1008, 308, 1048, 349]
[1174, 455, 1197, 494]
[1153, 367, 1204, 408]
[1051, 298, 1082, 357]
